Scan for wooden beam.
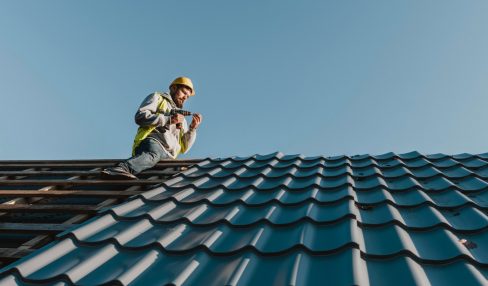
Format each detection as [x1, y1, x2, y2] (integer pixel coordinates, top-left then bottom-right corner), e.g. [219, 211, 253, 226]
[0, 169, 180, 177]
[0, 204, 100, 214]
[0, 162, 199, 168]
[0, 159, 202, 164]
[0, 168, 102, 208]
[0, 190, 143, 198]
[0, 248, 35, 260]
[0, 179, 163, 186]
[0, 223, 73, 234]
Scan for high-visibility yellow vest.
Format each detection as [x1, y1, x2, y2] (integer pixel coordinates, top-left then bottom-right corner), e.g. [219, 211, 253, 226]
[131, 93, 187, 157]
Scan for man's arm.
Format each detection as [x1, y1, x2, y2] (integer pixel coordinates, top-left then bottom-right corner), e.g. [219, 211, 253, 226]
[134, 93, 170, 127]
[179, 113, 202, 154]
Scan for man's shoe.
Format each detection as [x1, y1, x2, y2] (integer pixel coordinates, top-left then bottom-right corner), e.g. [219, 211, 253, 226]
[101, 166, 138, 180]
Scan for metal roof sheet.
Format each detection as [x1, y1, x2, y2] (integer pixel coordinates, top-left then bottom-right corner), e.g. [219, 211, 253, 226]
[0, 152, 487, 285]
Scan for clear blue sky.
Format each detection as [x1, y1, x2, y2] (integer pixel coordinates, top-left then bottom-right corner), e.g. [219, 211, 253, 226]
[1, 1, 488, 159]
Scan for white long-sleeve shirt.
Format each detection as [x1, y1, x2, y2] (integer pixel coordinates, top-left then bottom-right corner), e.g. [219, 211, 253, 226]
[134, 92, 197, 159]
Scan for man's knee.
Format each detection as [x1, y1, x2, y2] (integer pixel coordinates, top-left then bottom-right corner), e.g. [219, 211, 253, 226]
[146, 151, 161, 165]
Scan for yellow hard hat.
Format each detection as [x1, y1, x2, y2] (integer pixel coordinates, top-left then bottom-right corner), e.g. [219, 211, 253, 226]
[170, 76, 195, 96]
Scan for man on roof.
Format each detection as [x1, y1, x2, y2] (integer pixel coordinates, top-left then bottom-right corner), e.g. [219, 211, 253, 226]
[102, 76, 203, 179]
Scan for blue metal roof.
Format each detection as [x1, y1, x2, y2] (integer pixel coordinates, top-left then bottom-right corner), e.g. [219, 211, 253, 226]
[0, 152, 487, 285]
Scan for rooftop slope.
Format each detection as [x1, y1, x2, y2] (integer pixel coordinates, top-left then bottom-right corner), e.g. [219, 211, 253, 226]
[0, 151, 487, 285]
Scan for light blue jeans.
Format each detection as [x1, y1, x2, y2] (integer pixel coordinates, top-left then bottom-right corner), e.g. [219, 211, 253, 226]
[118, 138, 170, 174]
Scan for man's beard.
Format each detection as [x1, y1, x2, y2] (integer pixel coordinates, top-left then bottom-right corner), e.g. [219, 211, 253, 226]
[171, 94, 184, 108]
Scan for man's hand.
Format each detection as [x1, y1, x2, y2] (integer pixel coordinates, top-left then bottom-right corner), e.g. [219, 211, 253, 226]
[171, 113, 184, 127]
[190, 113, 202, 130]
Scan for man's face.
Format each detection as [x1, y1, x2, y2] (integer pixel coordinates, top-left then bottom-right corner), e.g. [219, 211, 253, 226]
[171, 86, 192, 108]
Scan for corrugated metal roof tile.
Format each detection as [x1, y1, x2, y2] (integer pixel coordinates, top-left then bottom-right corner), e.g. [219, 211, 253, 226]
[1, 152, 487, 285]
[425, 153, 449, 160]
[477, 153, 488, 160]
[398, 151, 423, 160]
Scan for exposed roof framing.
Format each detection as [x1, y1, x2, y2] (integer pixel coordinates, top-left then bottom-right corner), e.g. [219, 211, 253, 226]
[0, 159, 202, 268]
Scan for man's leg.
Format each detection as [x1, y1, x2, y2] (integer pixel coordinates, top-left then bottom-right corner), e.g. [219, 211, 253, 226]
[120, 139, 164, 174]
[102, 139, 166, 179]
